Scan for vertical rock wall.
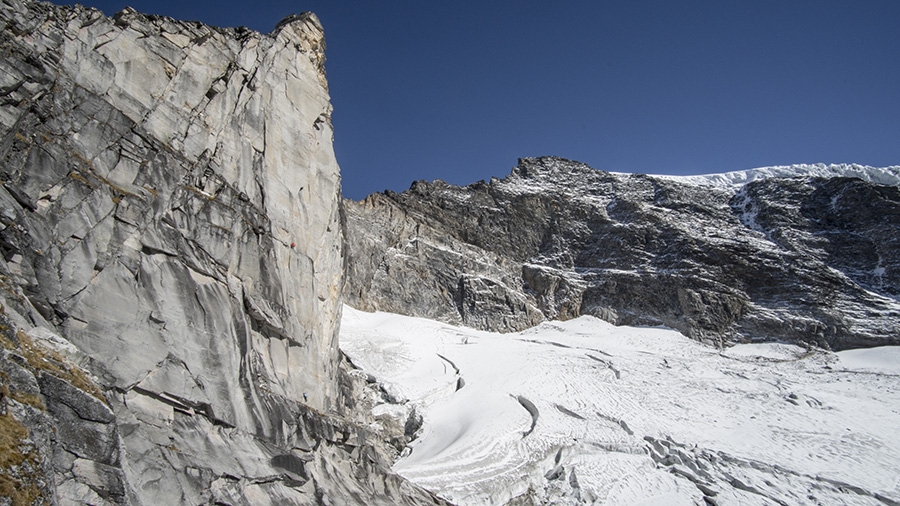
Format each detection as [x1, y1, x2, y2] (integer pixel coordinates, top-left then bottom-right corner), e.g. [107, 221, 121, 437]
[1, 0, 341, 424]
[0, 2, 444, 504]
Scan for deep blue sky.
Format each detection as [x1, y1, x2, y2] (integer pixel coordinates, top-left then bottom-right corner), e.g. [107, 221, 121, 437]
[50, 1, 900, 199]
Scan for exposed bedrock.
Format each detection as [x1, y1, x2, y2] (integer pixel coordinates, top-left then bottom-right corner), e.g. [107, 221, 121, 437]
[344, 156, 900, 350]
[0, 1, 446, 503]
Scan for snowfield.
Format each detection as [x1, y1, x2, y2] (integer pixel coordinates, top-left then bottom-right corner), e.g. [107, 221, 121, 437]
[340, 306, 900, 506]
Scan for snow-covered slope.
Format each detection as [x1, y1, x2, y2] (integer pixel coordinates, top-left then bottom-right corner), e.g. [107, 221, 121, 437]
[341, 305, 900, 506]
[650, 163, 900, 189]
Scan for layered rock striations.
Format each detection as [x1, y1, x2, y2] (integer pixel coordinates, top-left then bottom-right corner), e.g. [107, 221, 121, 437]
[345, 157, 900, 350]
[0, 1, 445, 504]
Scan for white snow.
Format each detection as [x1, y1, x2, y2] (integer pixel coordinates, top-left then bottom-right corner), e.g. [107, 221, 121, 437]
[646, 163, 900, 189]
[341, 306, 900, 505]
[721, 342, 808, 361]
[837, 347, 900, 375]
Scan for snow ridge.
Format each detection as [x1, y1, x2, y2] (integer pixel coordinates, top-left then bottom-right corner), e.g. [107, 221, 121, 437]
[650, 163, 900, 189]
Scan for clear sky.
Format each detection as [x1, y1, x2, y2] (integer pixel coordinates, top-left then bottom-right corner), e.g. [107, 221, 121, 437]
[49, 1, 900, 200]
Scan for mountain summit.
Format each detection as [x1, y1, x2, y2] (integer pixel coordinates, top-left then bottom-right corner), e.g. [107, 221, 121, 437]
[1, 1, 897, 504]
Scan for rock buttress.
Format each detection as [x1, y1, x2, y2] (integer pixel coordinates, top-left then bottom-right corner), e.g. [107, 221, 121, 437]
[0, 1, 448, 504]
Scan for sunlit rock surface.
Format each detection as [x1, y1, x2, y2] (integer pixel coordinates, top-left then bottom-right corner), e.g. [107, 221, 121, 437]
[2, 0, 897, 503]
[0, 1, 445, 503]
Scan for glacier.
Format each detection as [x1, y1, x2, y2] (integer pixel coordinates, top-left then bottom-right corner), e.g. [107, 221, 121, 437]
[2, 1, 897, 504]
[341, 305, 900, 505]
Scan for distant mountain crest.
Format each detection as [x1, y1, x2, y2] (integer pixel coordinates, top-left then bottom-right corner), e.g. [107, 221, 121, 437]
[650, 163, 900, 189]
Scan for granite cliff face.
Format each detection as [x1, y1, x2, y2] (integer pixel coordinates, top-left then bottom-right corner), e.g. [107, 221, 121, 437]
[0, 1, 445, 504]
[345, 157, 900, 351]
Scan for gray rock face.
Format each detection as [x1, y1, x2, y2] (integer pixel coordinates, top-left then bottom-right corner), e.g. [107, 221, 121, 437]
[345, 156, 900, 350]
[0, 1, 446, 504]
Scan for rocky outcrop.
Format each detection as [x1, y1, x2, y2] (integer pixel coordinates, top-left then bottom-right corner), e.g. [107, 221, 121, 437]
[345, 156, 900, 350]
[0, 1, 446, 504]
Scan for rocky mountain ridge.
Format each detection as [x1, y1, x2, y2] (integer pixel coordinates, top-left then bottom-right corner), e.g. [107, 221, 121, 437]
[0, 1, 446, 504]
[0, 0, 897, 504]
[345, 157, 900, 350]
